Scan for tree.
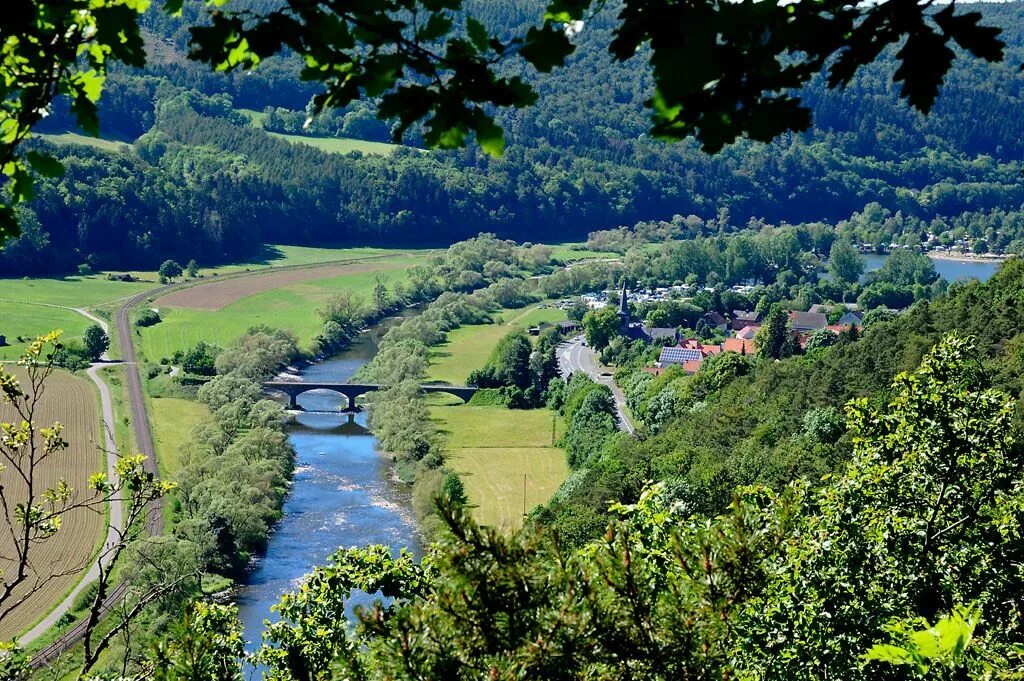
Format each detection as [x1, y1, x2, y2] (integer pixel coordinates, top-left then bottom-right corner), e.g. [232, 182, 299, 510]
[582, 307, 621, 351]
[565, 298, 589, 323]
[804, 328, 839, 352]
[754, 304, 793, 360]
[0, 0, 1008, 240]
[186, 259, 200, 278]
[159, 259, 183, 282]
[82, 324, 109, 361]
[828, 240, 865, 284]
[0, 334, 174, 674]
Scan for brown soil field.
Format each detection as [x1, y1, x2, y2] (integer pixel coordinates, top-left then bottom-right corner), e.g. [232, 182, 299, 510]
[0, 368, 104, 639]
[154, 261, 397, 311]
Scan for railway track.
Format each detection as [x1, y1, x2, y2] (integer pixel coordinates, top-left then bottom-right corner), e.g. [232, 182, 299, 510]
[30, 287, 168, 668]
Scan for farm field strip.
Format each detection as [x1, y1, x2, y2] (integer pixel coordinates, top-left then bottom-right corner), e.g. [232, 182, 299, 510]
[0, 368, 105, 640]
[444, 443, 569, 531]
[0, 301, 94, 360]
[140, 257, 425, 359]
[153, 255, 424, 310]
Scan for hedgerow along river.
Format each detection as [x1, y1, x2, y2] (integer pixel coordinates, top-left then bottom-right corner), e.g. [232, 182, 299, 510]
[234, 311, 423, 667]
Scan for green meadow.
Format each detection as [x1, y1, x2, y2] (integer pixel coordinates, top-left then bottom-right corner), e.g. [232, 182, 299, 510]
[36, 132, 132, 153]
[0, 275, 151, 307]
[431, 404, 567, 530]
[238, 108, 401, 156]
[0, 301, 94, 360]
[428, 303, 567, 385]
[138, 256, 425, 360]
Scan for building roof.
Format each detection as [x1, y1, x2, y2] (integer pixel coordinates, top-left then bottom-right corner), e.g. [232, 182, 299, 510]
[682, 360, 704, 374]
[702, 311, 728, 326]
[733, 309, 761, 322]
[736, 325, 760, 340]
[835, 311, 863, 326]
[645, 327, 679, 340]
[788, 311, 828, 331]
[659, 346, 705, 366]
[722, 338, 757, 355]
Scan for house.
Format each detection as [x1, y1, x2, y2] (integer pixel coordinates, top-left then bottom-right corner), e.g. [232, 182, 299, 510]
[736, 325, 760, 340]
[835, 311, 863, 327]
[644, 326, 679, 343]
[557, 320, 581, 334]
[701, 311, 728, 333]
[788, 311, 828, 333]
[722, 338, 757, 355]
[658, 338, 721, 373]
[731, 310, 762, 331]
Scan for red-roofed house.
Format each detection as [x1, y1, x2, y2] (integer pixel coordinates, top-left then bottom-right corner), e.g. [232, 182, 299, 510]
[722, 338, 757, 355]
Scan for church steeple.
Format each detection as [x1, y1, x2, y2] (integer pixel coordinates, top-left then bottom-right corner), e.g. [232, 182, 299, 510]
[618, 279, 630, 325]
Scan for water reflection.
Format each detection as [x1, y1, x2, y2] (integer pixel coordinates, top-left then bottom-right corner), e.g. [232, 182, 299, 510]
[234, 313, 422, 672]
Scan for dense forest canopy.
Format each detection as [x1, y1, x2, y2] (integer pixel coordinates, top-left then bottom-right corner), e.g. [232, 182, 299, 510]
[1, 1, 1023, 274]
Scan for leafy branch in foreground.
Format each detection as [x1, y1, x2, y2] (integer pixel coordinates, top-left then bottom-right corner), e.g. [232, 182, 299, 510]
[0, 0, 149, 241]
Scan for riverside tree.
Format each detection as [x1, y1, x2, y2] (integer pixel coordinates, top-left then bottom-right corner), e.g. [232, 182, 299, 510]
[151, 335, 1024, 680]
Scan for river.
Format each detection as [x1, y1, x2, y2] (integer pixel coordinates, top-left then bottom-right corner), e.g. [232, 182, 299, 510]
[234, 314, 422, 664]
[862, 253, 1001, 282]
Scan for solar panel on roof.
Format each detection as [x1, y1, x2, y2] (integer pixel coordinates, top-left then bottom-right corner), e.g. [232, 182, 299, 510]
[659, 347, 703, 365]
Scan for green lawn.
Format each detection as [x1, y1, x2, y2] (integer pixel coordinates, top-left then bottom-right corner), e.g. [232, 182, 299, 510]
[431, 404, 567, 530]
[238, 108, 403, 155]
[36, 132, 132, 152]
[149, 396, 210, 478]
[0, 275, 152, 307]
[139, 256, 424, 360]
[0, 301, 94, 359]
[267, 131, 401, 155]
[428, 303, 567, 385]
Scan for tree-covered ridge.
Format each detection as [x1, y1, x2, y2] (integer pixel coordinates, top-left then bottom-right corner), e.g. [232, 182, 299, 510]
[537, 258, 1024, 544]
[3, 3, 1024, 276]
[24, 334, 1020, 680]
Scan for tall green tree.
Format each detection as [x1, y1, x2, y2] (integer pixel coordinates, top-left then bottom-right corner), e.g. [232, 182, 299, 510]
[828, 239, 866, 284]
[81, 324, 109, 361]
[754, 304, 793, 360]
[582, 307, 621, 351]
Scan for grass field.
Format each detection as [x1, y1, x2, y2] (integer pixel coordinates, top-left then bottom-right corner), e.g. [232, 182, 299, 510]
[139, 255, 426, 360]
[546, 243, 621, 263]
[149, 396, 209, 478]
[118, 245, 414, 283]
[0, 276, 151, 308]
[0, 302, 94, 360]
[238, 107, 401, 155]
[428, 303, 567, 385]
[0, 368, 104, 639]
[431, 405, 567, 530]
[36, 132, 131, 152]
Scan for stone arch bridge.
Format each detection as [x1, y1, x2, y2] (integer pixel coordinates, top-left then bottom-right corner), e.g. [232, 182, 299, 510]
[264, 381, 478, 412]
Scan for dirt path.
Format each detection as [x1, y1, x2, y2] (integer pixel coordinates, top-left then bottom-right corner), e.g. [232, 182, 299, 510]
[18, 364, 124, 645]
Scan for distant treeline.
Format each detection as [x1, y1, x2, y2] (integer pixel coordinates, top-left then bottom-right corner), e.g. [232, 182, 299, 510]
[3, 1, 1023, 275]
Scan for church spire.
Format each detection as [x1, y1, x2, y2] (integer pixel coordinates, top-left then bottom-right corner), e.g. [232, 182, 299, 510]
[618, 279, 630, 326]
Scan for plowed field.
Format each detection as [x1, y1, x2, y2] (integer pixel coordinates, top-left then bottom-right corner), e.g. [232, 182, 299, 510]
[154, 261, 405, 311]
[0, 368, 103, 639]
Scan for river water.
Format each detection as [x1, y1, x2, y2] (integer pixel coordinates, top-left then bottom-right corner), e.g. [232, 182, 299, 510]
[862, 253, 1001, 282]
[234, 315, 421, 662]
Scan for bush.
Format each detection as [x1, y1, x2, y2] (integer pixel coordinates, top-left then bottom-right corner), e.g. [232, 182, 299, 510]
[136, 309, 161, 327]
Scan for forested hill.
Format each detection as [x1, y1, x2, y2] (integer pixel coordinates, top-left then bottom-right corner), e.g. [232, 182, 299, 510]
[4, 1, 1024, 275]
[538, 258, 1024, 545]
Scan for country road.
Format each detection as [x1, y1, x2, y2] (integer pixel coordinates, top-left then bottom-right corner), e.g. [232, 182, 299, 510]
[559, 336, 636, 435]
[18, 363, 124, 645]
[28, 287, 167, 667]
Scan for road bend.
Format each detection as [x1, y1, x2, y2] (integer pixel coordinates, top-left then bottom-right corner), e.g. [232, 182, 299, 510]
[558, 336, 637, 436]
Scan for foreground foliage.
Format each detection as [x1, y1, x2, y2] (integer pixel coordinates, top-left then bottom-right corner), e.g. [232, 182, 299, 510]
[80, 333, 1023, 680]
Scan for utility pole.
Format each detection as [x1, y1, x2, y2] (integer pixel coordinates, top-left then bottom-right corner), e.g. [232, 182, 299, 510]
[523, 474, 527, 519]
